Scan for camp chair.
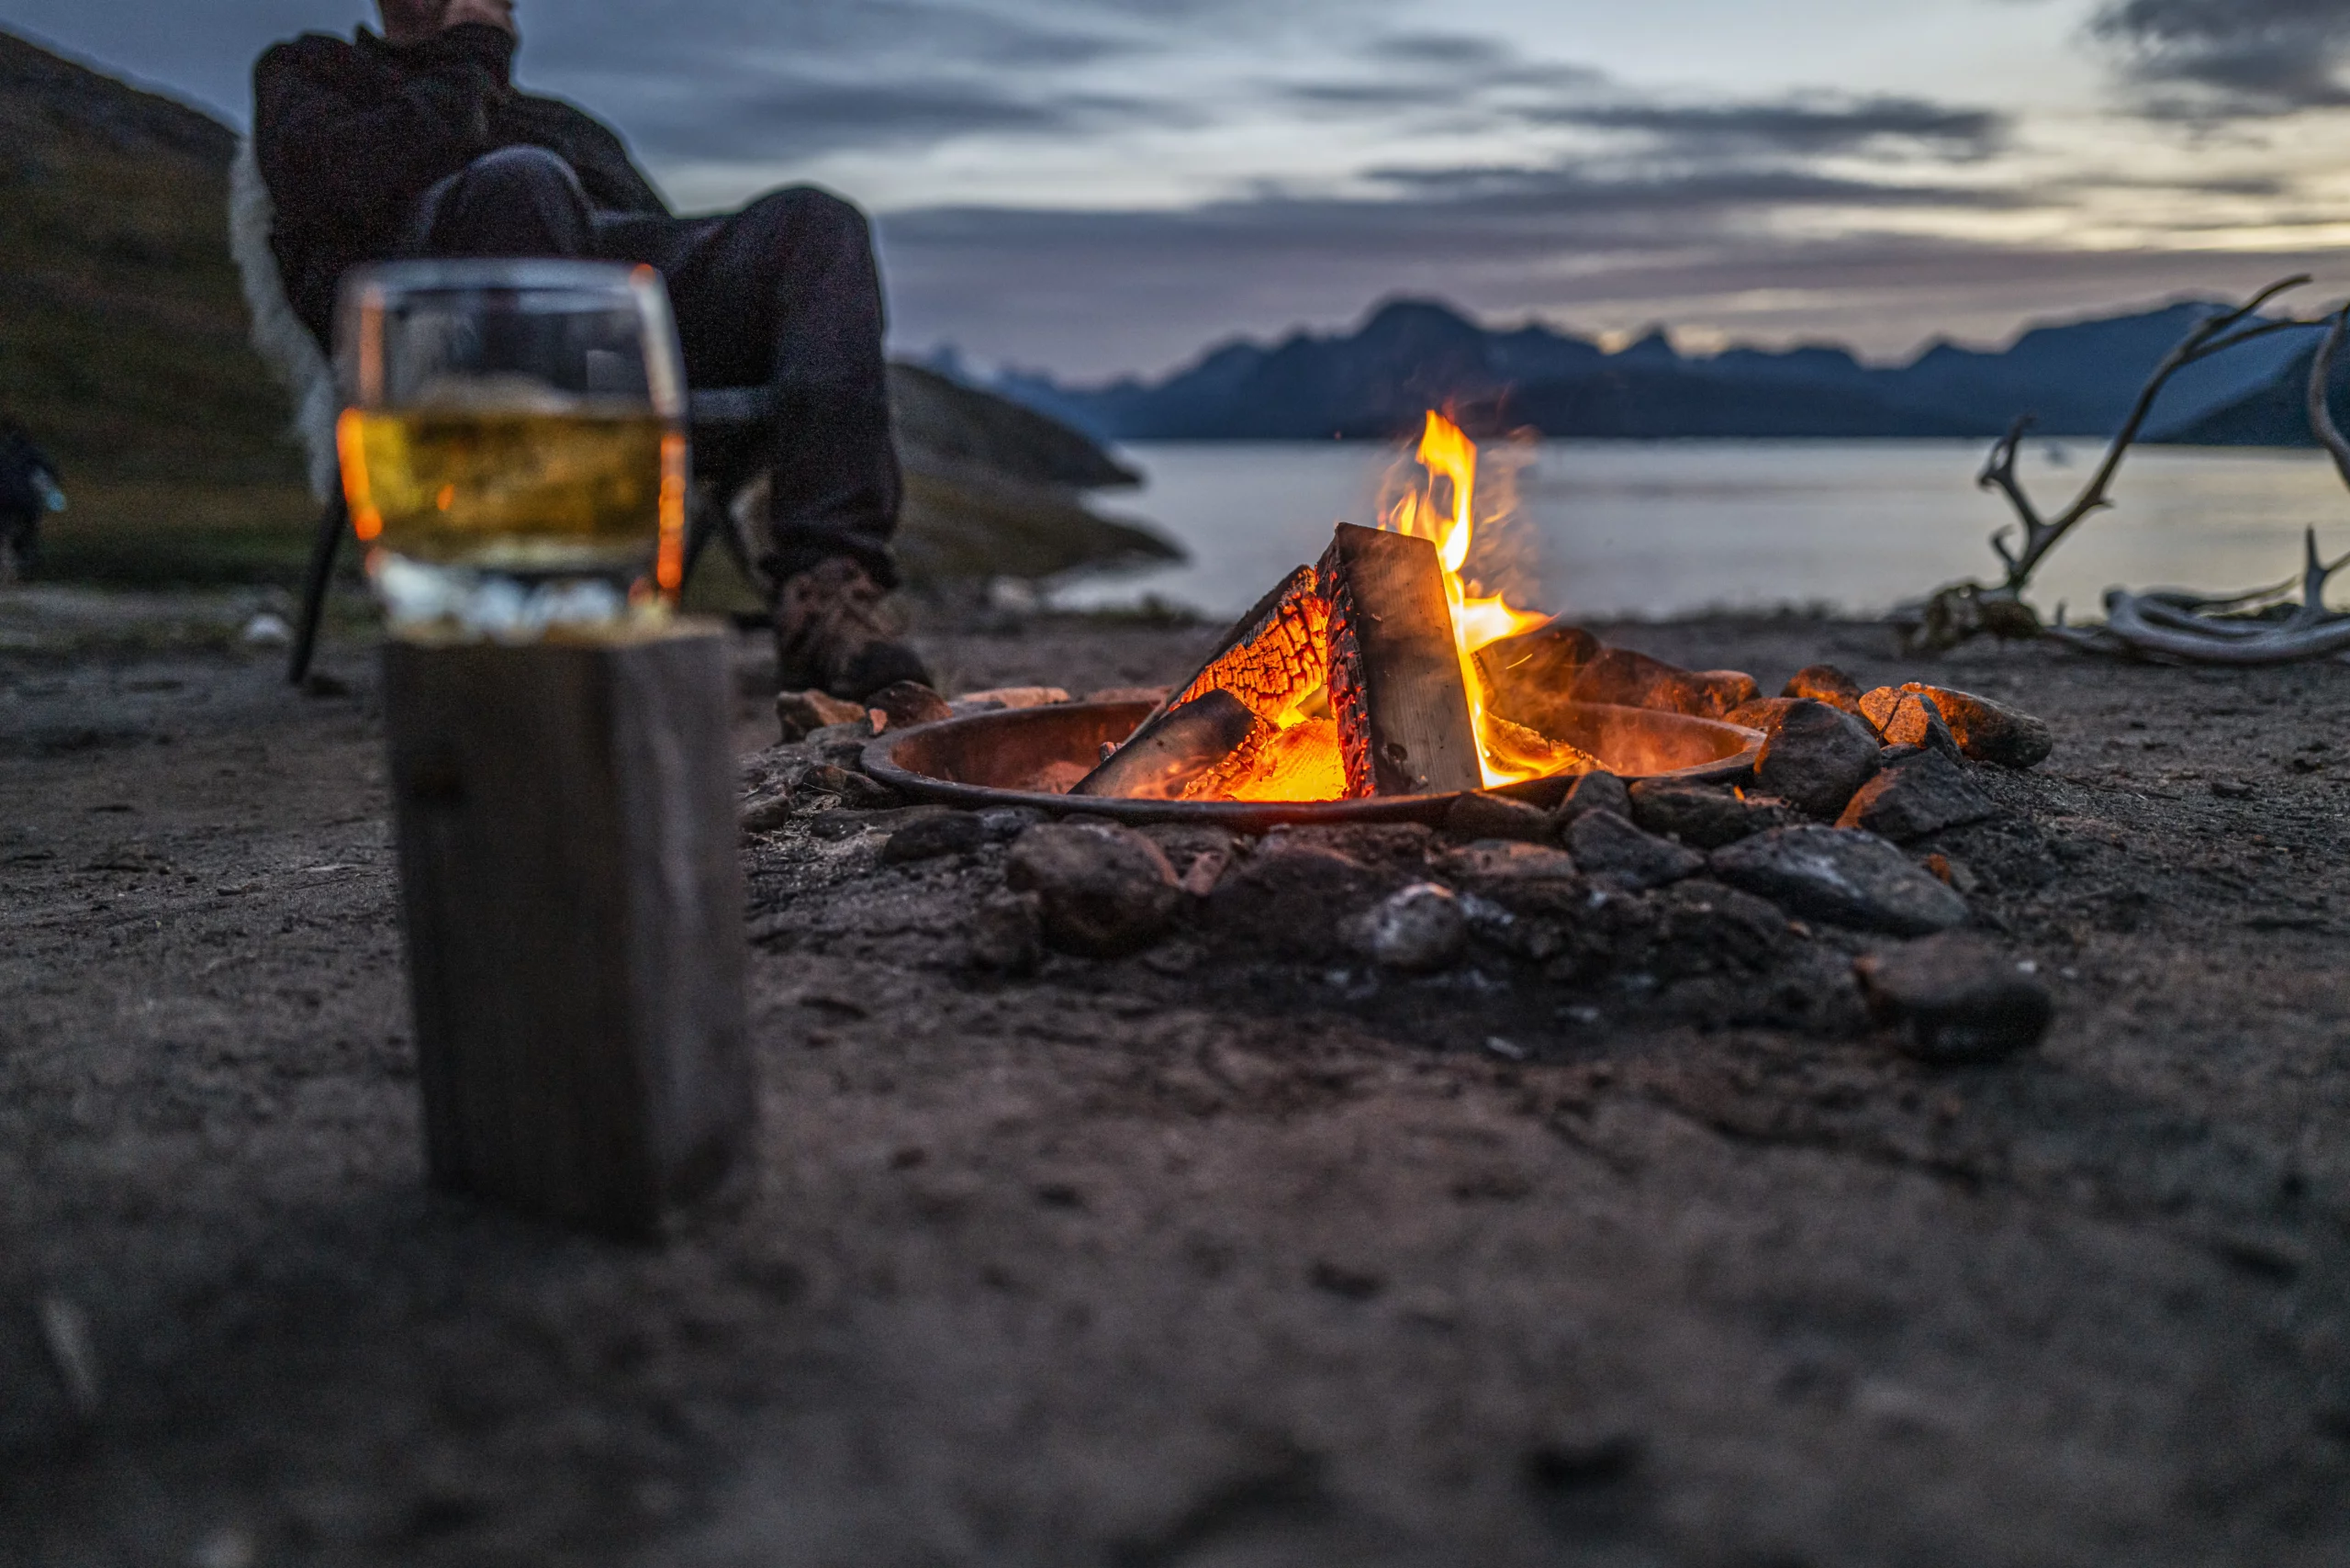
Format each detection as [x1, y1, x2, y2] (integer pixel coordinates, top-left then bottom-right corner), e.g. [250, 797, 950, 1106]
[228, 140, 776, 684]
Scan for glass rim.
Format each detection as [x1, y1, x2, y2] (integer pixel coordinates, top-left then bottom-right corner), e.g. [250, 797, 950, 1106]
[341, 258, 653, 299]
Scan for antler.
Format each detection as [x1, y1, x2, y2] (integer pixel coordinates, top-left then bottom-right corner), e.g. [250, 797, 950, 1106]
[2307, 304, 2350, 494]
[1981, 274, 2322, 596]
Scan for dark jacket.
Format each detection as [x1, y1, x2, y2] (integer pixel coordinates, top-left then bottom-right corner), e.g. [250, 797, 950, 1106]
[252, 24, 668, 349]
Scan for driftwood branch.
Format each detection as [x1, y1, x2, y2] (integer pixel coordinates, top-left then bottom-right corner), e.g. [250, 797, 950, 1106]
[1980, 274, 2317, 596]
[1897, 274, 2335, 653]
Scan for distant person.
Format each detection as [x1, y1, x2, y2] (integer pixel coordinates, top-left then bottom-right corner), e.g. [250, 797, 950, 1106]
[0, 419, 62, 583]
[252, 0, 929, 699]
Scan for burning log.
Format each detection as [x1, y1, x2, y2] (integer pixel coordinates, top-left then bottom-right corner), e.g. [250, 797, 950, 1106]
[1185, 717, 1346, 802]
[1571, 647, 1759, 721]
[1157, 564, 1331, 727]
[1070, 689, 1265, 801]
[1318, 522, 1483, 797]
[1472, 618, 1600, 722]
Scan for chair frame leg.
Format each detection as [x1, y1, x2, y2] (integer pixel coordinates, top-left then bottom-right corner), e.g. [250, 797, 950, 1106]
[289, 492, 349, 686]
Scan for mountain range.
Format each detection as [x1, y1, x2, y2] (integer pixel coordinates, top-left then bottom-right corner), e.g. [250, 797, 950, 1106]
[997, 297, 2345, 447]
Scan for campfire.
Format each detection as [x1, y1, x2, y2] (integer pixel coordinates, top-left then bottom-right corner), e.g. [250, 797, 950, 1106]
[1068, 411, 1748, 806]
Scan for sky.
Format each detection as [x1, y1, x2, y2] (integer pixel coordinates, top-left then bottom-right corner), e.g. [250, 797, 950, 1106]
[8, 0, 2350, 380]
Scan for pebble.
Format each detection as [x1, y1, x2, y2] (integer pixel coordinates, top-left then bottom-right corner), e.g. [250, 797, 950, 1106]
[1566, 809, 1705, 890]
[1552, 769, 1632, 829]
[1853, 932, 2053, 1062]
[1350, 882, 1468, 972]
[2212, 778, 2256, 801]
[1835, 751, 1998, 843]
[968, 890, 1045, 974]
[1710, 824, 1969, 935]
[1445, 790, 1555, 845]
[1751, 700, 1882, 819]
[1005, 823, 1181, 957]
[880, 812, 987, 864]
[1628, 780, 1793, 848]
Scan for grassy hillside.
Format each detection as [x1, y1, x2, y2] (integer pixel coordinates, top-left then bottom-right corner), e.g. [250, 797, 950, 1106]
[1, 29, 314, 584]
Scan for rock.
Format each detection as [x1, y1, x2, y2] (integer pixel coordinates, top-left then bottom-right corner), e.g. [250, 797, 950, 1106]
[1445, 791, 1555, 845]
[1725, 697, 1801, 735]
[1782, 664, 1863, 712]
[1751, 700, 1881, 818]
[1854, 933, 2053, 1061]
[1711, 825, 1969, 936]
[969, 890, 1045, 974]
[1572, 647, 1759, 720]
[880, 812, 987, 864]
[1140, 824, 1237, 896]
[1836, 752, 1998, 843]
[865, 681, 953, 731]
[1862, 683, 2052, 769]
[2211, 778, 2256, 801]
[803, 722, 877, 767]
[739, 790, 795, 834]
[1628, 780, 1793, 849]
[949, 686, 1071, 716]
[1553, 770, 1631, 828]
[979, 806, 1046, 841]
[1204, 843, 1391, 959]
[1435, 840, 1581, 885]
[1350, 883, 1468, 972]
[1005, 824, 1181, 957]
[778, 688, 867, 743]
[1650, 879, 1796, 975]
[1087, 685, 1172, 705]
[1870, 691, 1960, 759]
[1567, 810, 1705, 890]
[801, 765, 899, 809]
[1259, 823, 1435, 874]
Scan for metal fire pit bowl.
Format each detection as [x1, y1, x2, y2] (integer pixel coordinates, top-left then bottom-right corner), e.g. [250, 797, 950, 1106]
[863, 700, 1763, 831]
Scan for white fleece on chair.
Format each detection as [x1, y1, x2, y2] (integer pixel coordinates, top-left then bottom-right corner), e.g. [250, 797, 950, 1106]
[229, 136, 341, 503]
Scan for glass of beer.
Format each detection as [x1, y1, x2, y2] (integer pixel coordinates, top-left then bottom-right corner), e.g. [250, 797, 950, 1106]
[334, 260, 688, 636]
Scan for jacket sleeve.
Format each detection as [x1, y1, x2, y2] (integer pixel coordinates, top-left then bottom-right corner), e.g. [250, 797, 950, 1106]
[252, 27, 518, 244]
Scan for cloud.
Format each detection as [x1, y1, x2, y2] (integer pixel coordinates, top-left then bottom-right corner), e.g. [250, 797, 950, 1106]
[1535, 96, 2011, 161]
[2091, 0, 2350, 114]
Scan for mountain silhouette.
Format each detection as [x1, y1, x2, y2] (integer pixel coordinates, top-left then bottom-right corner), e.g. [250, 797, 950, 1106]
[1002, 297, 2324, 445]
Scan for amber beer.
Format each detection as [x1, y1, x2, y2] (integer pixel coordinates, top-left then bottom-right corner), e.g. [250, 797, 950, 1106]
[341, 404, 684, 583]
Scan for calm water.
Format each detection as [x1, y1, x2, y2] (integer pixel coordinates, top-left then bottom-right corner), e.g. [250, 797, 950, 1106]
[1059, 440, 2350, 623]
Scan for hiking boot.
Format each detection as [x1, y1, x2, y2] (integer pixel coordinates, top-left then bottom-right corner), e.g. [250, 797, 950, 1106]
[774, 554, 933, 700]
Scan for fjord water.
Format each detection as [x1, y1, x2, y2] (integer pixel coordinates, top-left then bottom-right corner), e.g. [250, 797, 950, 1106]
[1069, 440, 2350, 623]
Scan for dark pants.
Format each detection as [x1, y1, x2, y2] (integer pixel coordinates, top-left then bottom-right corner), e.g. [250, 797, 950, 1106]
[409, 147, 902, 588]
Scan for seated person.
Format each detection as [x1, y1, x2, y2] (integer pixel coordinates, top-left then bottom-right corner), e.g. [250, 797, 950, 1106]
[253, 0, 928, 698]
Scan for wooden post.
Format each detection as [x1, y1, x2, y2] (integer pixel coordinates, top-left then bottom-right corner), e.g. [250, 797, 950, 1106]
[1318, 523, 1483, 797]
[383, 622, 753, 1239]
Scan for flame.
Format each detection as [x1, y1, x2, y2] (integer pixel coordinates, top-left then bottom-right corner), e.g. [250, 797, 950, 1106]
[1382, 411, 1550, 786]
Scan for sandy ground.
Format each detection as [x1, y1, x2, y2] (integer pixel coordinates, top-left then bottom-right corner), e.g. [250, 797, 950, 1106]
[5, 592, 2350, 1567]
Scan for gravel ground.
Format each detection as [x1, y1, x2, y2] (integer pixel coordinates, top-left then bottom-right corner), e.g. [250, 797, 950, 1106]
[5, 599, 2350, 1568]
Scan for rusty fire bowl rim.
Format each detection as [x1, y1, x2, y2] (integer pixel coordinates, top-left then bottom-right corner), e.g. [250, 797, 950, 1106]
[862, 700, 1763, 830]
